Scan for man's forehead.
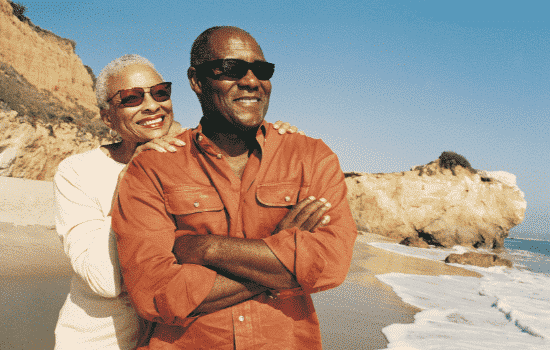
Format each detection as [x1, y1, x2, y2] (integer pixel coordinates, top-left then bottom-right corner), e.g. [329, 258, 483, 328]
[209, 31, 264, 60]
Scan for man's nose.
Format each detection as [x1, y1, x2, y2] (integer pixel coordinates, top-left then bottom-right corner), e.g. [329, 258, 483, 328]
[238, 69, 261, 90]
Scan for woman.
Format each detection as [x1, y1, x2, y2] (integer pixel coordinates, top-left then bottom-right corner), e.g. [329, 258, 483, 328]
[53, 54, 299, 349]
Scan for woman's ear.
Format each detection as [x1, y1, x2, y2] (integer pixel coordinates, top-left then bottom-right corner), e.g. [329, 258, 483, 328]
[100, 108, 114, 130]
[188, 67, 203, 95]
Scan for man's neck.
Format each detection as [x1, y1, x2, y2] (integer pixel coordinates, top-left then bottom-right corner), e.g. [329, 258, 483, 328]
[201, 115, 259, 158]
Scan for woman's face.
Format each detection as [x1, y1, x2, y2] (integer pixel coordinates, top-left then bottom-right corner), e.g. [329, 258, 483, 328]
[102, 64, 174, 145]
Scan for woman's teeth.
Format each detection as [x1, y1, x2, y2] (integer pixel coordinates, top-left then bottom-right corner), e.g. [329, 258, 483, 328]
[139, 117, 163, 126]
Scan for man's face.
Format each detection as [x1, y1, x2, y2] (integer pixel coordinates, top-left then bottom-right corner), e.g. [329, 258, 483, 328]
[199, 31, 272, 130]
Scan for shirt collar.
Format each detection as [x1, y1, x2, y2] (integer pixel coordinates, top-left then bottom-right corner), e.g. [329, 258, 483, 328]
[192, 118, 268, 157]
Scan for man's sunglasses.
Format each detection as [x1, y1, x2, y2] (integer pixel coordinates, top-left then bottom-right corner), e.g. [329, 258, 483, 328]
[107, 82, 172, 107]
[194, 59, 275, 80]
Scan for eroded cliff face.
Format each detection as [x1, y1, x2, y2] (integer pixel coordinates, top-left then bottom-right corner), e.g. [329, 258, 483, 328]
[345, 156, 526, 249]
[0, 110, 108, 180]
[0, 0, 97, 114]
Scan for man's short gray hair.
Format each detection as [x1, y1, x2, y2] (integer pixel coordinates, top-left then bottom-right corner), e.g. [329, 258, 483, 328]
[96, 54, 162, 110]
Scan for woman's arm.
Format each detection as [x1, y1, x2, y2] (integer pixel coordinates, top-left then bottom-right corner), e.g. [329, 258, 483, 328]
[54, 161, 123, 298]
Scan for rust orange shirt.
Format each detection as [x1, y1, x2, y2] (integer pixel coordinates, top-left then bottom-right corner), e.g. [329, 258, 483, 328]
[112, 121, 357, 349]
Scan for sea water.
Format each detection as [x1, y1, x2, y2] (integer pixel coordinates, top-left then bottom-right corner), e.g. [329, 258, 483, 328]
[363, 236, 550, 349]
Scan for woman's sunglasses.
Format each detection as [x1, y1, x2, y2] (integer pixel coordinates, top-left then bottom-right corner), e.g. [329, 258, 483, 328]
[107, 82, 172, 108]
[194, 59, 275, 81]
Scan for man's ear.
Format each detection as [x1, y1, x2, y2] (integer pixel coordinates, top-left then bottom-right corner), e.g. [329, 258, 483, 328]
[100, 108, 114, 130]
[188, 67, 203, 95]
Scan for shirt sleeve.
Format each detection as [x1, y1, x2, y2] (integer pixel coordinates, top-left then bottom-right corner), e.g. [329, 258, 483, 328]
[111, 154, 217, 326]
[263, 141, 358, 294]
[53, 160, 122, 298]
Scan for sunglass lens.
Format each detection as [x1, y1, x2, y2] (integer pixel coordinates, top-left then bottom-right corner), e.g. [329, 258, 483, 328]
[151, 83, 171, 102]
[223, 60, 249, 79]
[120, 89, 144, 107]
[252, 62, 275, 80]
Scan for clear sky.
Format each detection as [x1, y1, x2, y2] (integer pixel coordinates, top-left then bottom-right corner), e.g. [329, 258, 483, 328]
[23, 0, 549, 240]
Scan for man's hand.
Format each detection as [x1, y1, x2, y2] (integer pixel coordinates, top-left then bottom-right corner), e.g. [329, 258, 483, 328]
[273, 196, 331, 235]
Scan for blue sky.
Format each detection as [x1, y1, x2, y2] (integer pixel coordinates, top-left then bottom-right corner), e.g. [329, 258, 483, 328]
[24, 0, 549, 240]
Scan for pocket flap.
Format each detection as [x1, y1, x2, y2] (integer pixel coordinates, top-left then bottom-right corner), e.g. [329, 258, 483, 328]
[165, 186, 224, 215]
[257, 183, 300, 207]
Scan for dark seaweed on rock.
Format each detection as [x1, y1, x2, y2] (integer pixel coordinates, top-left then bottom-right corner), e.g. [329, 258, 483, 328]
[439, 151, 476, 176]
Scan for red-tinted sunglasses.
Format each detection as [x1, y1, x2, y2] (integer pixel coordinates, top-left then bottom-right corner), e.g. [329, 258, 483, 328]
[107, 82, 172, 107]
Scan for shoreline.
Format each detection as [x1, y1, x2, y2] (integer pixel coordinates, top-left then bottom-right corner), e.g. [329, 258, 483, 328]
[0, 224, 482, 350]
[0, 177, 483, 349]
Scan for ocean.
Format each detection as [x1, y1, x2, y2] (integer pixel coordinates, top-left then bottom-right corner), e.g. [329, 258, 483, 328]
[365, 237, 550, 349]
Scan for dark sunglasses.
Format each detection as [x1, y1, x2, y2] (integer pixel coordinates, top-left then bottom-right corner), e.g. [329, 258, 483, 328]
[107, 82, 172, 107]
[194, 59, 275, 80]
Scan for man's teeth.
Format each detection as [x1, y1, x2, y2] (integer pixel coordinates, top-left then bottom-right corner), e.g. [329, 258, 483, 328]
[140, 117, 163, 126]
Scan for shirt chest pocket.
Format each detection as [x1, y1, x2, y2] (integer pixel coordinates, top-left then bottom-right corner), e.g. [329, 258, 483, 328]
[164, 186, 226, 235]
[256, 182, 301, 207]
[255, 182, 303, 235]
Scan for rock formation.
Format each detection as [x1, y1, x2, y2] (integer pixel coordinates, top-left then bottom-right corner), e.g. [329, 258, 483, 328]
[345, 152, 526, 249]
[0, 0, 97, 114]
[0, 1, 111, 180]
[445, 252, 513, 268]
[0, 110, 108, 180]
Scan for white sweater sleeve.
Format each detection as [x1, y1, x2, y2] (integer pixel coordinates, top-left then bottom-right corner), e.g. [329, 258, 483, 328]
[54, 159, 122, 298]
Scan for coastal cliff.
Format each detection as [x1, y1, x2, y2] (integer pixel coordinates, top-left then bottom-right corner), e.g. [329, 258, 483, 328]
[0, 0, 97, 113]
[345, 152, 527, 249]
[0, 1, 109, 180]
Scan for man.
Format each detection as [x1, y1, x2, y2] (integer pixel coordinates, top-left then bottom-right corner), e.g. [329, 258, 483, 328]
[112, 26, 357, 349]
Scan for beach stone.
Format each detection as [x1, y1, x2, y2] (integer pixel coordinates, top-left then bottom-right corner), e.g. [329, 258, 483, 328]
[399, 236, 430, 248]
[444, 252, 513, 268]
[345, 152, 526, 249]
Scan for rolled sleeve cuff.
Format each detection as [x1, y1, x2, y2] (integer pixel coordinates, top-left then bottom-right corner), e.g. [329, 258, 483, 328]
[263, 228, 326, 293]
[153, 264, 217, 326]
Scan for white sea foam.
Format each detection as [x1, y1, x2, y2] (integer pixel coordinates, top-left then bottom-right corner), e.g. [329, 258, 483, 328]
[360, 238, 550, 349]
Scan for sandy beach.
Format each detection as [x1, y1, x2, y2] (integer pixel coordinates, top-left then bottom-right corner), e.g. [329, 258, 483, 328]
[0, 177, 480, 350]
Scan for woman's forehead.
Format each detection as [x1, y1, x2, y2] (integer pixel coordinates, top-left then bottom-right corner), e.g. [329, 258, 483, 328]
[108, 64, 162, 92]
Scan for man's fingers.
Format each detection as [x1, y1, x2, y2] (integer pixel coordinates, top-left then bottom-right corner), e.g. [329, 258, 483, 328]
[273, 120, 283, 129]
[293, 198, 331, 226]
[308, 215, 331, 232]
[281, 196, 316, 223]
[299, 201, 331, 231]
[288, 126, 298, 134]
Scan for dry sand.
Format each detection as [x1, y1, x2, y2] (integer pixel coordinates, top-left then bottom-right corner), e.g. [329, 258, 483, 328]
[0, 177, 480, 350]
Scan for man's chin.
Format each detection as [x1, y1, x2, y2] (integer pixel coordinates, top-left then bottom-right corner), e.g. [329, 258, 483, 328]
[229, 116, 265, 132]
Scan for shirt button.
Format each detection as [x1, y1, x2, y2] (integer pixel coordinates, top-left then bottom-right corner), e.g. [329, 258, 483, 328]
[198, 135, 203, 141]
[284, 196, 291, 202]
[194, 202, 200, 208]
[238, 315, 245, 322]
[217, 154, 222, 159]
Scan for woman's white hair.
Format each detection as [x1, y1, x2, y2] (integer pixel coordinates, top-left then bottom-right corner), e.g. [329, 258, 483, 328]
[95, 54, 162, 110]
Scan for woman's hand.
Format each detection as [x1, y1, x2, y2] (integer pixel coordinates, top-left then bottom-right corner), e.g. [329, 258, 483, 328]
[134, 121, 187, 156]
[272, 121, 305, 135]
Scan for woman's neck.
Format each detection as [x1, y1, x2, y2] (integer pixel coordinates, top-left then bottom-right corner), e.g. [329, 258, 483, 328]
[102, 140, 138, 164]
